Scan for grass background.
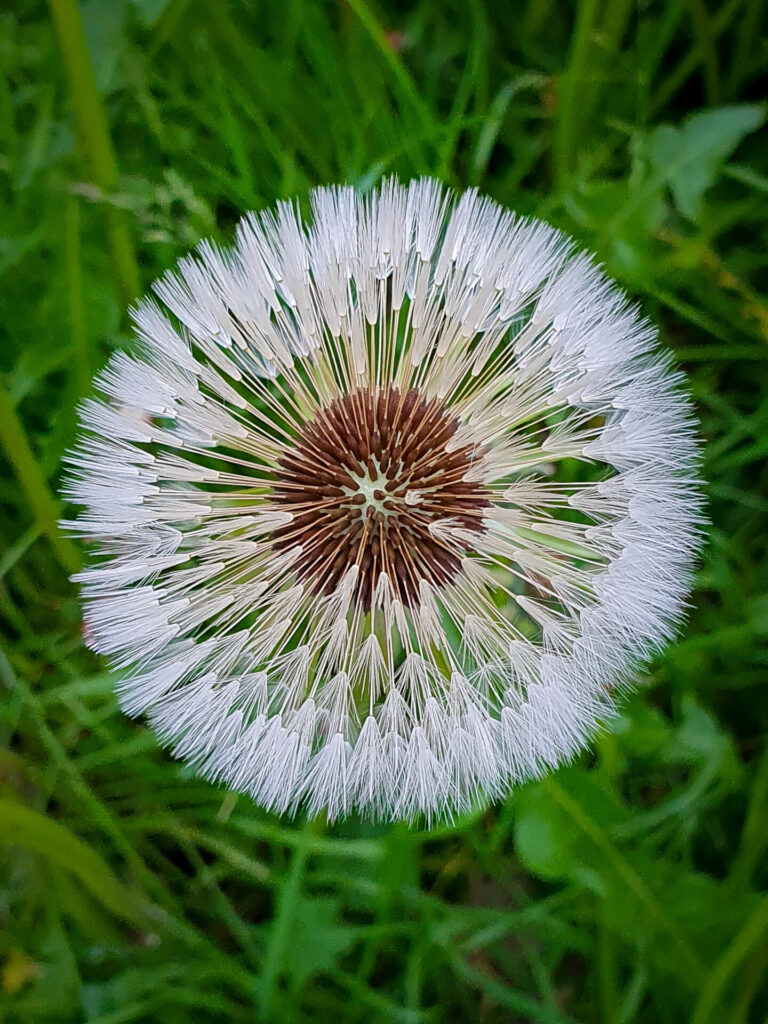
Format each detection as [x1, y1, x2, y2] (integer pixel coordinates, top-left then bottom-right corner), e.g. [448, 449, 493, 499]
[1, 0, 767, 1021]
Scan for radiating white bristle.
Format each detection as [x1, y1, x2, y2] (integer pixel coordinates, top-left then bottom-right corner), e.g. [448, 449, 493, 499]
[64, 177, 703, 823]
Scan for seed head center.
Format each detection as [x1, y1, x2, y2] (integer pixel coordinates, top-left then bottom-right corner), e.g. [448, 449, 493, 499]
[270, 386, 490, 610]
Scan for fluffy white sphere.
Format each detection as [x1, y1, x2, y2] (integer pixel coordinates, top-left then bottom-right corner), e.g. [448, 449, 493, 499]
[66, 178, 703, 822]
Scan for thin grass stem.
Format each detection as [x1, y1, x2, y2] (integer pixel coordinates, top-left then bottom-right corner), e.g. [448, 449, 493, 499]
[48, 0, 140, 304]
[0, 387, 81, 574]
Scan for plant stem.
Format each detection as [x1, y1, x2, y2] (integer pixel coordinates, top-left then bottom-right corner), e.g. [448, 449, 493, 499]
[692, 893, 768, 1024]
[66, 194, 90, 398]
[48, 0, 140, 304]
[553, 0, 601, 185]
[258, 818, 318, 1017]
[0, 387, 81, 575]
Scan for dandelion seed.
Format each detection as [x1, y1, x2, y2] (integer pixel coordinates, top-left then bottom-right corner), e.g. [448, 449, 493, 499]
[65, 178, 703, 823]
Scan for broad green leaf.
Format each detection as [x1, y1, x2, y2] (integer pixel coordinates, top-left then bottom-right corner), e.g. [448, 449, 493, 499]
[279, 894, 356, 992]
[636, 105, 766, 221]
[132, 0, 173, 28]
[81, 0, 130, 96]
[663, 695, 740, 779]
[514, 768, 630, 884]
[0, 799, 151, 929]
[565, 179, 666, 285]
[514, 771, 709, 985]
[610, 698, 672, 758]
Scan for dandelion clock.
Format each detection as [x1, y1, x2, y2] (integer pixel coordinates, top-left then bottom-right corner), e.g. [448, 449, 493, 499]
[65, 179, 702, 823]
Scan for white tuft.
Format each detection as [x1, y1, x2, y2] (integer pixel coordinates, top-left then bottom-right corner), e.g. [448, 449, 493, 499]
[65, 178, 704, 823]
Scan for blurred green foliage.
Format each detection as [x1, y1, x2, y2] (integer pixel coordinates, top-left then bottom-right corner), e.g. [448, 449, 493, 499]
[1, 1, 767, 1021]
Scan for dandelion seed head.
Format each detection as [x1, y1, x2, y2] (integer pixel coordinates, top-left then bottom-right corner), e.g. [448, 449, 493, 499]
[65, 178, 703, 823]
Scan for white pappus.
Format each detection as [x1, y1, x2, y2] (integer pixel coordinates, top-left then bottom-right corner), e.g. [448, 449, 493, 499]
[64, 178, 703, 823]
